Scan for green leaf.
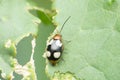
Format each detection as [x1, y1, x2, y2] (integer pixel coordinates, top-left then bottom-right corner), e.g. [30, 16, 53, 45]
[27, 0, 53, 10]
[52, 72, 79, 80]
[28, 0, 56, 79]
[13, 35, 34, 80]
[32, 9, 55, 80]
[46, 0, 120, 80]
[0, 0, 38, 79]
[16, 35, 33, 66]
[13, 72, 22, 80]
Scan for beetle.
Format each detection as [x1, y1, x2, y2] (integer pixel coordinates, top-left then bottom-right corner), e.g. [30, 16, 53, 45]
[45, 16, 71, 66]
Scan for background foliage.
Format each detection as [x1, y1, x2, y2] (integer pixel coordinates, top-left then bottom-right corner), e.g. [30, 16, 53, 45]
[0, 0, 120, 80]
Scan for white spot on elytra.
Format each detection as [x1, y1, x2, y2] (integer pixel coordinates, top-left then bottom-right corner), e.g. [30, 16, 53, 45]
[54, 52, 61, 58]
[46, 51, 51, 57]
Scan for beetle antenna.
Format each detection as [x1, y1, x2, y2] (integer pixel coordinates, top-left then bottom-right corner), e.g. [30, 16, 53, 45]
[59, 16, 71, 33]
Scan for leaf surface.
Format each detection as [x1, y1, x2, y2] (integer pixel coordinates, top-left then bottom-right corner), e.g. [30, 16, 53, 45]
[46, 0, 120, 80]
[0, 0, 38, 79]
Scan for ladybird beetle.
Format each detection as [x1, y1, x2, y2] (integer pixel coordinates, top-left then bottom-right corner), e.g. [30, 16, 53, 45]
[46, 16, 71, 66]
